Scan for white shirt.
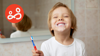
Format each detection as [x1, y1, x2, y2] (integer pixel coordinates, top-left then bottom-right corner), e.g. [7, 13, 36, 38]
[41, 37, 86, 56]
[10, 30, 31, 38]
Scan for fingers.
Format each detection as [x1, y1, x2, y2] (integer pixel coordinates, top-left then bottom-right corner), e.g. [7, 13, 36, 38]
[0, 35, 1, 37]
[40, 53, 44, 56]
[40, 51, 44, 56]
[32, 49, 39, 56]
[32, 49, 44, 56]
[32, 49, 37, 53]
[32, 53, 39, 56]
[32, 49, 35, 53]
[2, 35, 6, 38]
[0, 35, 6, 38]
[32, 49, 39, 53]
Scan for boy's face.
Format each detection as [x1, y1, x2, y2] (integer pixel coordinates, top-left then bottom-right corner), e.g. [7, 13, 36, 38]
[51, 7, 71, 32]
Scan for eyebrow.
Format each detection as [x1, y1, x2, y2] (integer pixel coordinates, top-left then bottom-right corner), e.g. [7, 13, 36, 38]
[52, 13, 69, 16]
[57, 12, 69, 14]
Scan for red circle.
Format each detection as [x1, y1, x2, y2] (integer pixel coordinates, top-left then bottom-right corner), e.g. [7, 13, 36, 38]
[5, 4, 24, 23]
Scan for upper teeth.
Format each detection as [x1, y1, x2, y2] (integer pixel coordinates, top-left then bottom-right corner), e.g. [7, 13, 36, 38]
[58, 24, 65, 26]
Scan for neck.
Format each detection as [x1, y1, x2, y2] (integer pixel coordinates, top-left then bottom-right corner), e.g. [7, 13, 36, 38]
[54, 30, 73, 45]
[16, 28, 19, 31]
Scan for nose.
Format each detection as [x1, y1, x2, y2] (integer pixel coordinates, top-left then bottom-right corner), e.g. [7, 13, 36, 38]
[58, 18, 64, 21]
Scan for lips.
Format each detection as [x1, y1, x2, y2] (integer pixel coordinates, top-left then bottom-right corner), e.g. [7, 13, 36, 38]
[56, 22, 66, 26]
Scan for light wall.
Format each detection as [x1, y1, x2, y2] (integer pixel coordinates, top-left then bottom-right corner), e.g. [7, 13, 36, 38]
[35, 0, 71, 29]
[1, 0, 71, 37]
[2, 0, 36, 37]
[0, 0, 4, 34]
[74, 0, 100, 56]
[0, 0, 100, 56]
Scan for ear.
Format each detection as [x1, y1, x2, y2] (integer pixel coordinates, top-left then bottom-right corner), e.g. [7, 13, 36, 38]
[51, 28, 53, 31]
[71, 27, 74, 29]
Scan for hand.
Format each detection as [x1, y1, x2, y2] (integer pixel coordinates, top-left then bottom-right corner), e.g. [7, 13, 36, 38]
[32, 49, 44, 56]
[0, 35, 6, 38]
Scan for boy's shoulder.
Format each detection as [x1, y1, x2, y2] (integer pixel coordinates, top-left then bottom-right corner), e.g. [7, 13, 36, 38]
[11, 31, 18, 35]
[43, 37, 54, 42]
[11, 30, 22, 35]
[10, 31, 20, 38]
[42, 37, 54, 45]
[10, 31, 16, 36]
[74, 38, 85, 47]
[42, 37, 85, 48]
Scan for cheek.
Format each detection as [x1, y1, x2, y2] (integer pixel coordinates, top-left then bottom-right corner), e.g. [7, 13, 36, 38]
[68, 19, 72, 27]
[69, 19, 71, 24]
[51, 20, 56, 28]
[65, 19, 71, 26]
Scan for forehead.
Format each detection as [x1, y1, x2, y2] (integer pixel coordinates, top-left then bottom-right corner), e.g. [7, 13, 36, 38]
[52, 7, 69, 15]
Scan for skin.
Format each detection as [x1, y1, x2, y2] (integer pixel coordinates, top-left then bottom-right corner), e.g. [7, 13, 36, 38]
[0, 35, 6, 38]
[51, 7, 74, 45]
[32, 7, 74, 56]
[32, 50, 44, 56]
[12, 23, 18, 30]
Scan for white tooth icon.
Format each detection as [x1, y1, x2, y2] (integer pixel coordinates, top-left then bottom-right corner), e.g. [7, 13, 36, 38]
[7, 7, 22, 20]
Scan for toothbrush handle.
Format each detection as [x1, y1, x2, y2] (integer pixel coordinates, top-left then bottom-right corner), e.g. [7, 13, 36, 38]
[34, 46, 37, 51]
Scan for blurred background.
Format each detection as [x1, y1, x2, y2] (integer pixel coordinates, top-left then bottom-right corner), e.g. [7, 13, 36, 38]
[0, 0, 100, 56]
[0, 0, 71, 38]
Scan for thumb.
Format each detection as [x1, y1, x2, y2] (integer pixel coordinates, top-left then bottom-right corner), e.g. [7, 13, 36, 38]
[35, 50, 38, 53]
[36, 50, 42, 53]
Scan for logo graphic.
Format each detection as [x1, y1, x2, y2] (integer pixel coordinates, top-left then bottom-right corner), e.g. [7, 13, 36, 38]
[5, 4, 24, 23]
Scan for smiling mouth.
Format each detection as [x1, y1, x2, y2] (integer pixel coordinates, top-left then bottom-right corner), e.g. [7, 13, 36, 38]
[56, 22, 66, 26]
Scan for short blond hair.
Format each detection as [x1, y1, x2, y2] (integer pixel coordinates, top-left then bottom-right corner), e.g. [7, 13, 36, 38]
[15, 14, 32, 31]
[48, 2, 77, 38]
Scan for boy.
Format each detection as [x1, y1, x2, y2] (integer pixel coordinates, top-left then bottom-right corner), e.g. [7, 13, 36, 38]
[32, 2, 86, 56]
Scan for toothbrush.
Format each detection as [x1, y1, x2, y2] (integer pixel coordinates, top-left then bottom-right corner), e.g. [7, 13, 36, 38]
[30, 36, 37, 51]
[0, 29, 2, 35]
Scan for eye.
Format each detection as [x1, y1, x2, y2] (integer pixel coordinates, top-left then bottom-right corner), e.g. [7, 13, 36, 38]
[53, 16, 58, 18]
[64, 16, 68, 17]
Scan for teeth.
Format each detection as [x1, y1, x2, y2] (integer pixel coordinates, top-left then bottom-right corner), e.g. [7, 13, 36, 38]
[58, 24, 65, 26]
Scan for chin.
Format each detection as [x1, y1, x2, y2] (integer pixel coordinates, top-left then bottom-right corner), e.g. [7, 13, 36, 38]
[56, 27, 66, 32]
